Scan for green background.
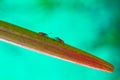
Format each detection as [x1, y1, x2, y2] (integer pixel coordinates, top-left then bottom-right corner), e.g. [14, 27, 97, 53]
[0, 0, 120, 80]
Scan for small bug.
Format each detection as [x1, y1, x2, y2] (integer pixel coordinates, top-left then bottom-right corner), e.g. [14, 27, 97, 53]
[38, 32, 47, 36]
[56, 37, 64, 44]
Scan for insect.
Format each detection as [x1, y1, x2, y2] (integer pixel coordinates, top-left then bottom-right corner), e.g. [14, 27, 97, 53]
[0, 20, 114, 72]
[38, 32, 47, 36]
[56, 37, 64, 44]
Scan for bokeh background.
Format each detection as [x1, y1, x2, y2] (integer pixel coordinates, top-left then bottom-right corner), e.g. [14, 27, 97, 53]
[0, 0, 120, 80]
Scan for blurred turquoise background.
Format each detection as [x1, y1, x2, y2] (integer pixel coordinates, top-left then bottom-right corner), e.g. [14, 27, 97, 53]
[0, 0, 120, 80]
